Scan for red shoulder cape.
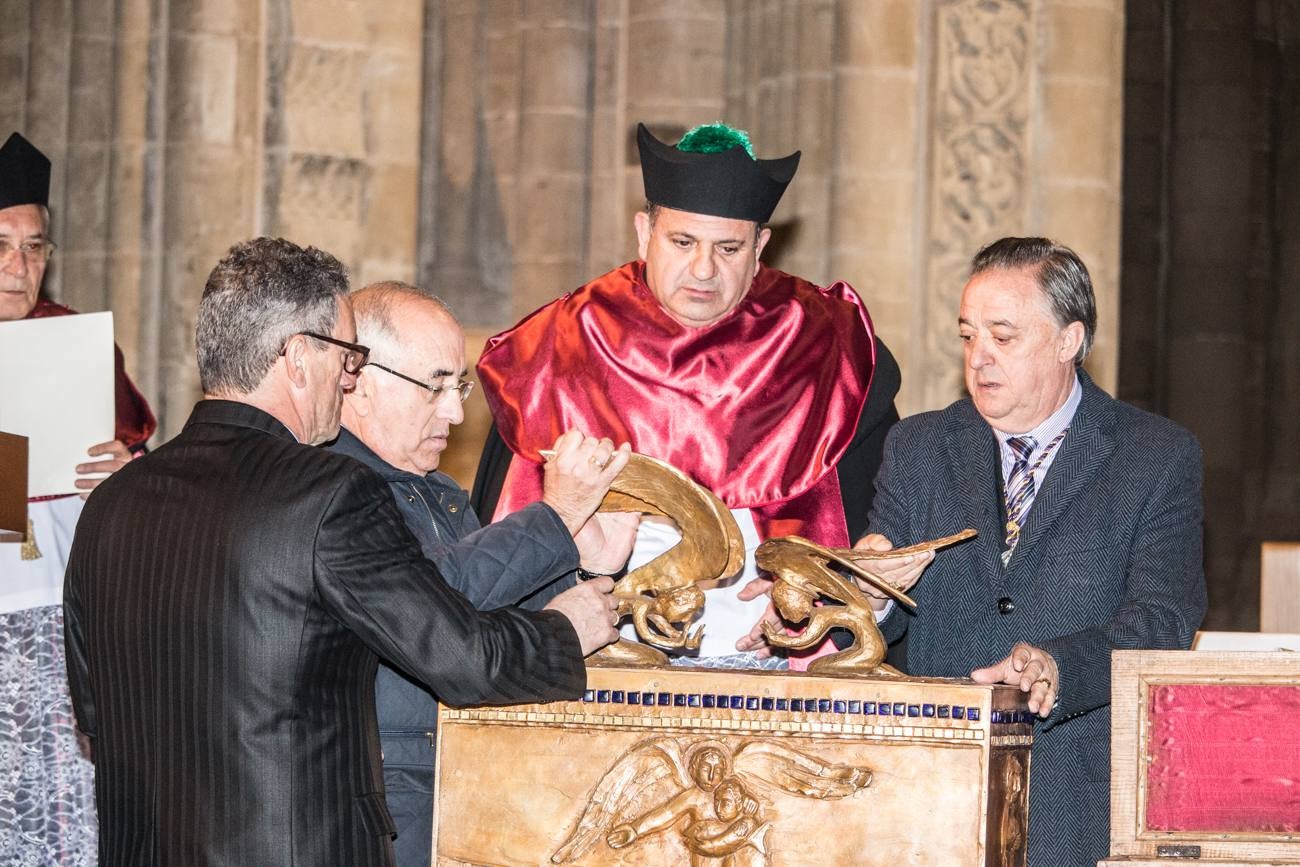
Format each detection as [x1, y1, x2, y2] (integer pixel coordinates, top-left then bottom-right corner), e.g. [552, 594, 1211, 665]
[477, 262, 875, 547]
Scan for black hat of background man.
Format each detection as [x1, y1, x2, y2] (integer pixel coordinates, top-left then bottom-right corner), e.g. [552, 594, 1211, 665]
[637, 123, 800, 224]
[0, 132, 52, 211]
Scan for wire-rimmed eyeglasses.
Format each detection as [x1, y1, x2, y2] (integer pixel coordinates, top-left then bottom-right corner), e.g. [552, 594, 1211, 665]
[364, 361, 475, 403]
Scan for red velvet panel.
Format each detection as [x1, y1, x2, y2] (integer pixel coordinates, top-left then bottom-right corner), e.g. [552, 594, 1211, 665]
[1146, 683, 1300, 833]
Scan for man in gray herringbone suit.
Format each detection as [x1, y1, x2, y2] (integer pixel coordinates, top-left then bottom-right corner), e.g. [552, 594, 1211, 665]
[856, 237, 1206, 867]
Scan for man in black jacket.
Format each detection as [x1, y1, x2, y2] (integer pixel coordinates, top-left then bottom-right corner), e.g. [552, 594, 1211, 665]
[332, 280, 638, 867]
[64, 238, 622, 866]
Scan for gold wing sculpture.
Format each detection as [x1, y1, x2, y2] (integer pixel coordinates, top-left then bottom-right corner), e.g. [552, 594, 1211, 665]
[755, 530, 975, 677]
[591, 452, 745, 667]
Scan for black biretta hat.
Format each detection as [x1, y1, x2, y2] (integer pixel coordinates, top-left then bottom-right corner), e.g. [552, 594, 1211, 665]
[0, 133, 51, 211]
[637, 123, 800, 224]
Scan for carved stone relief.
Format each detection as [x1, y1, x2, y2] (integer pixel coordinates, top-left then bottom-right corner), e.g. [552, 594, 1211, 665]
[924, 0, 1032, 409]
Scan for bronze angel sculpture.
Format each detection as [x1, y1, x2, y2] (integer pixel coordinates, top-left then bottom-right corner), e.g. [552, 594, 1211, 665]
[755, 530, 975, 676]
[582, 452, 745, 666]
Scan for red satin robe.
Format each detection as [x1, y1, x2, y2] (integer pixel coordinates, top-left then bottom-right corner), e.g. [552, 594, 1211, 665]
[477, 261, 876, 549]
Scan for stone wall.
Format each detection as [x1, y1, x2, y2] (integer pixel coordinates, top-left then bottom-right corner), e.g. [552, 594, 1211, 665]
[0, 0, 424, 439]
[414, 0, 1125, 487]
[4, 0, 1132, 512]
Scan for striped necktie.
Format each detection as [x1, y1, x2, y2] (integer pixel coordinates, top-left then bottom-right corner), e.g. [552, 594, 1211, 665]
[1003, 436, 1037, 559]
[1001, 429, 1069, 566]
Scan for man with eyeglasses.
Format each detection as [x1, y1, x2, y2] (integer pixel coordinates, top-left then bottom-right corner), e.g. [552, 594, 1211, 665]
[329, 281, 638, 867]
[64, 237, 624, 866]
[0, 131, 155, 864]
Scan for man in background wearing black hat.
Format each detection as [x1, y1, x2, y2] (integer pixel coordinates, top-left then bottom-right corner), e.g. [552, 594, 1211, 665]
[473, 123, 924, 669]
[0, 132, 154, 862]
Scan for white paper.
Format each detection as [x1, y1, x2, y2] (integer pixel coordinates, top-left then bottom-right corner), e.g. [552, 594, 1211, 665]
[0, 311, 115, 497]
[1193, 630, 1300, 652]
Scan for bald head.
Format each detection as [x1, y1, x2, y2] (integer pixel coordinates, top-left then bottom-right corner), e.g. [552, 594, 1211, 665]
[352, 281, 457, 354]
[344, 282, 468, 474]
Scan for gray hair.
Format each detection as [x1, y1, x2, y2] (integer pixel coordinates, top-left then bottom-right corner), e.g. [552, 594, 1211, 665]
[196, 237, 349, 394]
[351, 281, 456, 355]
[970, 236, 1097, 365]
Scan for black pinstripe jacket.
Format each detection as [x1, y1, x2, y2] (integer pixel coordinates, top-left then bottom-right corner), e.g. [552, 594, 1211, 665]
[64, 399, 586, 866]
[870, 372, 1206, 867]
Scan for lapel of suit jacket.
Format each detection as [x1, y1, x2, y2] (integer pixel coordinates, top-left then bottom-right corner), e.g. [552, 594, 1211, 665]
[1008, 372, 1117, 571]
[944, 399, 1005, 584]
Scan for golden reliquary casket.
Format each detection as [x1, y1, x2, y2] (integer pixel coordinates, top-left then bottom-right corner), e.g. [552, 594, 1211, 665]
[433, 454, 1033, 866]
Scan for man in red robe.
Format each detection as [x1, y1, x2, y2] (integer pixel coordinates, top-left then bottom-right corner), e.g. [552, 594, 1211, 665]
[0, 131, 154, 864]
[473, 123, 911, 668]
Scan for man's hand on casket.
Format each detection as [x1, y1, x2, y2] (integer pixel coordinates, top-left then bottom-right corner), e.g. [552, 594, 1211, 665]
[541, 430, 631, 534]
[734, 577, 778, 658]
[575, 511, 641, 575]
[75, 439, 134, 499]
[850, 534, 934, 611]
[544, 575, 621, 656]
[970, 642, 1060, 717]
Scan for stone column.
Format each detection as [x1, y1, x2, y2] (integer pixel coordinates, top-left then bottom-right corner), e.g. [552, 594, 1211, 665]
[154, 0, 261, 436]
[510, 0, 594, 319]
[830, 0, 927, 413]
[23, 0, 74, 301]
[59, 0, 117, 316]
[358, 5, 424, 288]
[914, 0, 1124, 416]
[1260, 0, 1300, 545]
[584, 0, 631, 277]
[420, 2, 492, 322]
[263, 0, 424, 288]
[478, 0, 525, 317]
[725, 0, 837, 286]
[0, 2, 33, 132]
[104, 0, 164, 406]
[621, 0, 728, 262]
[1117, 0, 1168, 411]
[1028, 0, 1126, 391]
[1161, 0, 1258, 626]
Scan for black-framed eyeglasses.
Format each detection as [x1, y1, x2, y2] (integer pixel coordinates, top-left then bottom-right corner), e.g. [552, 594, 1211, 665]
[363, 361, 475, 403]
[292, 331, 370, 375]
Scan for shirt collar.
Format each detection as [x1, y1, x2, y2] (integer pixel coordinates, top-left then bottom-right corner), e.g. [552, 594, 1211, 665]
[993, 373, 1083, 455]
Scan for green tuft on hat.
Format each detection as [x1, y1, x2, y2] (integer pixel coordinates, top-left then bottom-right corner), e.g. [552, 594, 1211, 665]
[676, 123, 755, 159]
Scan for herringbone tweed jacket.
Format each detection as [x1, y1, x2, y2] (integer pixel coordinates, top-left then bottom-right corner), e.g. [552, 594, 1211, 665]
[871, 371, 1205, 867]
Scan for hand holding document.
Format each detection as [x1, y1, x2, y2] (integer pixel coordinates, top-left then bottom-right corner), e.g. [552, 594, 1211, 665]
[0, 311, 114, 497]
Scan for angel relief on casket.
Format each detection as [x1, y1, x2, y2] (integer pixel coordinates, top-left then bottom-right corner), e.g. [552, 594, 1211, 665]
[551, 737, 872, 866]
